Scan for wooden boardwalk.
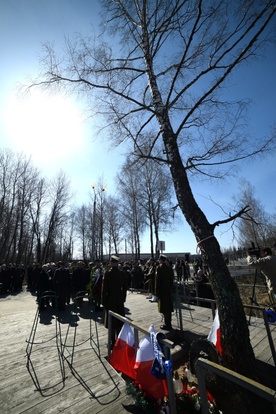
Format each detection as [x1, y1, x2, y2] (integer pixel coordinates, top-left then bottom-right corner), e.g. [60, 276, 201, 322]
[0, 287, 276, 413]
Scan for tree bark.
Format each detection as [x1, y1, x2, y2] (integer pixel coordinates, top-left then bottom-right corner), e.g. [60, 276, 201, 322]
[162, 117, 257, 379]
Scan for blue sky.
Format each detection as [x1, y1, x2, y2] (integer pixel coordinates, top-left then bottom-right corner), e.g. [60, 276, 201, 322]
[0, 1, 275, 255]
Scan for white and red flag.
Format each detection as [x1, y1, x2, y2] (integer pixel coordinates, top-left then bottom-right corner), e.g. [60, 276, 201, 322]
[134, 335, 168, 400]
[110, 322, 136, 379]
[207, 309, 222, 355]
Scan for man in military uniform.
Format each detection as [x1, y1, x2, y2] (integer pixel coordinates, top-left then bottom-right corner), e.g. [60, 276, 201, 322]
[156, 254, 174, 330]
[145, 257, 156, 299]
[101, 255, 127, 347]
[90, 259, 105, 312]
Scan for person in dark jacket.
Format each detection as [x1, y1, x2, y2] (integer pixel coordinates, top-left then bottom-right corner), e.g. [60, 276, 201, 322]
[72, 261, 90, 307]
[37, 264, 50, 311]
[156, 254, 174, 330]
[53, 261, 71, 310]
[101, 255, 127, 347]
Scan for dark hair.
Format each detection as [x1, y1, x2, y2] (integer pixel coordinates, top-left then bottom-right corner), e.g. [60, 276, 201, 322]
[262, 247, 272, 256]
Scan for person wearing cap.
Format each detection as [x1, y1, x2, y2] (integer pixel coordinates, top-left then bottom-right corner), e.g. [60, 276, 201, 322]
[145, 258, 156, 300]
[156, 254, 174, 330]
[101, 255, 127, 347]
[90, 259, 105, 312]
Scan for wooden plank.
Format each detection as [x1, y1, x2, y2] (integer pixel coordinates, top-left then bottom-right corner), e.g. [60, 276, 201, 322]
[1, 287, 276, 414]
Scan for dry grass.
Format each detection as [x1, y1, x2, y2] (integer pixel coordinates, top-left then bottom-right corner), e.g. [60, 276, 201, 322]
[235, 273, 275, 316]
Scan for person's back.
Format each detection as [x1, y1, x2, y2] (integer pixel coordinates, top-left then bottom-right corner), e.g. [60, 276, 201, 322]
[102, 265, 127, 311]
[101, 256, 127, 347]
[72, 262, 88, 293]
[156, 255, 174, 330]
[53, 262, 70, 309]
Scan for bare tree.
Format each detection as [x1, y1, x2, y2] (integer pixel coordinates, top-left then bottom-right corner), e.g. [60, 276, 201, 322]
[14, 159, 41, 263]
[235, 179, 276, 249]
[29, 1, 276, 409]
[28, 177, 47, 264]
[116, 166, 147, 259]
[140, 159, 176, 257]
[0, 149, 75, 265]
[65, 211, 76, 261]
[0, 149, 23, 261]
[41, 171, 72, 263]
[0, 150, 42, 263]
[104, 195, 125, 256]
[118, 156, 176, 257]
[74, 205, 90, 260]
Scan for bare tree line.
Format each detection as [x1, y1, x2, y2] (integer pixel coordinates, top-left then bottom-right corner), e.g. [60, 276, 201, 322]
[0, 148, 176, 265]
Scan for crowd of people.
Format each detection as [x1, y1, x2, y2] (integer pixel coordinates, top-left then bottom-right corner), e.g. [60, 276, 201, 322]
[0, 262, 26, 294]
[0, 255, 204, 304]
[2, 250, 276, 350]
[0, 254, 208, 348]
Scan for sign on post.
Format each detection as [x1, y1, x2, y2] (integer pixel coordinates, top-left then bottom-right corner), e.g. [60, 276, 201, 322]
[158, 241, 165, 252]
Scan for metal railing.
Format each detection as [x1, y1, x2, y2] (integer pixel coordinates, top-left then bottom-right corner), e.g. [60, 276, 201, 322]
[177, 295, 276, 366]
[108, 299, 276, 413]
[244, 304, 276, 366]
[196, 357, 276, 414]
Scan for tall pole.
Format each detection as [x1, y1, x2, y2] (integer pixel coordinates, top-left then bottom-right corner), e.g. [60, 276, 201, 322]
[92, 192, 96, 261]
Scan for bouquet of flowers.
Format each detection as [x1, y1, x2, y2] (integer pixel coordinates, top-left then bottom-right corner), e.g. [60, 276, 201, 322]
[125, 373, 222, 414]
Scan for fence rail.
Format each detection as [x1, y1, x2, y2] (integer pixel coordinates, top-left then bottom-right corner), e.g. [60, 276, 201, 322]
[108, 299, 276, 414]
[196, 358, 276, 414]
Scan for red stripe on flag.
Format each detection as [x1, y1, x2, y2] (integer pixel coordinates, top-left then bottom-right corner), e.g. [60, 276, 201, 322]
[207, 309, 222, 355]
[110, 323, 136, 379]
[134, 335, 168, 400]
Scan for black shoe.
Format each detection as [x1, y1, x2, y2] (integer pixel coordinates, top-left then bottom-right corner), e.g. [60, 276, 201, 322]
[160, 325, 172, 330]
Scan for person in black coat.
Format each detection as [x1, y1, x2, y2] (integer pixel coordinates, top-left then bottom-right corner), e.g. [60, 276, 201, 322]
[72, 261, 90, 307]
[53, 261, 71, 310]
[101, 255, 127, 347]
[156, 254, 174, 331]
[37, 264, 51, 310]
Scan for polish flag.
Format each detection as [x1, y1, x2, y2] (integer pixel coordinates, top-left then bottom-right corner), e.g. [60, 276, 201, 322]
[134, 335, 168, 400]
[207, 309, 222, 355]
[110, 323, 136, 379]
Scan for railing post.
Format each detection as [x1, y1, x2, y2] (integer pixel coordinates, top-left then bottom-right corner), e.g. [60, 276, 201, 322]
[262, 309, 276, 366]
[195, 361, 210, 414]
[196, 358, 276, 413]
[174, 283, 183, 331]
[107, 310, 112, 361]
[134, 327, 139, 352]
[162, 340, 177, 414]
[243, 304, 276, 367]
